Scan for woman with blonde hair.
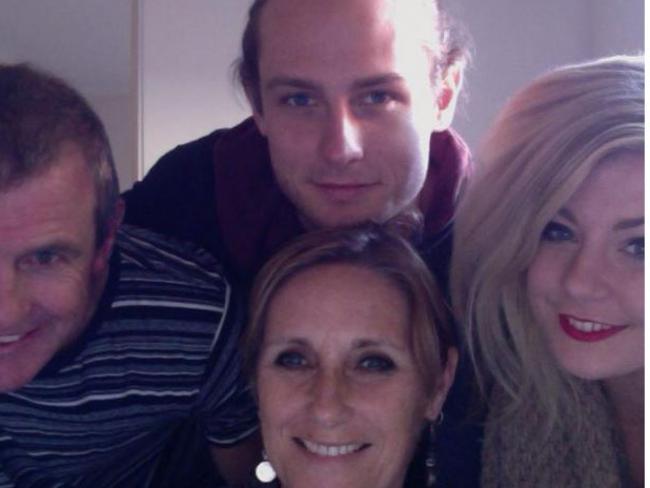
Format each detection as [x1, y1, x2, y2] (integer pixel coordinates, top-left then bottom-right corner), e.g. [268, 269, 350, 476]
[452, 55, 644, 487]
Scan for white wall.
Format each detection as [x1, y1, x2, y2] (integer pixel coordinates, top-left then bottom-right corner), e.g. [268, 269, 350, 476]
[94, 94, 138, 187]
[452, 0, 644, 150]
[591, 0, 645, 56]
[139, 0, 249, 170]
[0, 0, 136, 188]
[450, 0, 592, 149]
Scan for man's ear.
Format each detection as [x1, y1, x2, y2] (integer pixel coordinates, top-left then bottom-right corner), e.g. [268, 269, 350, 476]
[93, 198, 125, 272]
[433, 61, 464, 131]
[425, 347, 459, 420]
[244, 84, 268, 136]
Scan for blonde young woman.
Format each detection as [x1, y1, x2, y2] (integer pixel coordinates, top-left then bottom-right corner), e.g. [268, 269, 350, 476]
[452, 55, 644, 487]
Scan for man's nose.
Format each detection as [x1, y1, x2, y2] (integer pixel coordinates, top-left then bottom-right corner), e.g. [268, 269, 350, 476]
[308, 369, 351, 428]
[563, 247, 610, 301]
[319, 105, 363, 167]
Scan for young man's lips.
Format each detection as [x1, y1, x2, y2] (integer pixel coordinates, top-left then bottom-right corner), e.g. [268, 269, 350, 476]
[559, 314, 628, 342]
[313, 182, 377, 200]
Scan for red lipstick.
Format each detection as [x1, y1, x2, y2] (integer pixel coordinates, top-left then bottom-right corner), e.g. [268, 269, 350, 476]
[559, 314, 627, 342]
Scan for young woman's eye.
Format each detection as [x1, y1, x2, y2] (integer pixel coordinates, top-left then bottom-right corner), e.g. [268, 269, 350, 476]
[540, 221, 574, 242]
[274, 351, 308, 369]
[282, 93, 315, 107]
[622, 237, 644, 260]
[358, 355, 396, 373]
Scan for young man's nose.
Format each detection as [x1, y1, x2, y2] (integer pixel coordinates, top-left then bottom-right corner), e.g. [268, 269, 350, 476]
[319, 105, 363, 167]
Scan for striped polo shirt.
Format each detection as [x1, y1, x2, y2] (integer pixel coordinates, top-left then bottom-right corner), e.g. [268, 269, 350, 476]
[0, 226, 258, 487]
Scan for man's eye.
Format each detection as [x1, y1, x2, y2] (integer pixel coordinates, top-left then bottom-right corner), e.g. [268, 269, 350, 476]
[622, 237, 644, 260]
[274, 351, 308, 369]
[282, 93, 315, 107]
[21, 250, 62, 268]
[359, 91, 393, 106]
[540, 221, 574, 242]
[358, 355, 396, 373]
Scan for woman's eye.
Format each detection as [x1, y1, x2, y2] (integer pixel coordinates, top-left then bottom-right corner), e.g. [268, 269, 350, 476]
[622, 237, 644, 260]
[358, 355, 396, 373]
[274, 351, 308, 369]
[282, 93, 315, 107]
[540, 221, 574, 242]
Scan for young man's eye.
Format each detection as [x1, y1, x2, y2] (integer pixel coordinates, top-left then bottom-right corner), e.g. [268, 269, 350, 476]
[274, 350, 308, 369]
[359, 91, 393, 106]
[281, 93, 315, 107]
[540, 221, 574, 242]
[358, 354, 396, 373]
[622, 237, 644, 261]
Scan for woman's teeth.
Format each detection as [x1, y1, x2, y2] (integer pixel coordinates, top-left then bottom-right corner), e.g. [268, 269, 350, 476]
[302, 439, 364, 457]
[568, 317, 615, 333]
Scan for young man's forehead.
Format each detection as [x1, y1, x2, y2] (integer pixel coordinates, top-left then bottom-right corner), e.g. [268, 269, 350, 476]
[257, 0, 440, 72]
[259, 0, 437, 32]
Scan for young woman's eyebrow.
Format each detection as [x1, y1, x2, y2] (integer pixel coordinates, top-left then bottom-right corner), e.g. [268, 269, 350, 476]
[614, 217, 643, 231]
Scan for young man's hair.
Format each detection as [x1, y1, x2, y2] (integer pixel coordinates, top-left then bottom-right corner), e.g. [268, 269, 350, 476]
[236, 0, 471, 113]
[0, 63, 119, 246]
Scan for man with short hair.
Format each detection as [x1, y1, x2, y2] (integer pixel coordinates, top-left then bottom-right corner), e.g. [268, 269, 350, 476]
[124, 0, 470, 287]
[124, 0, 480, 484]
[0, 64, 258, 487]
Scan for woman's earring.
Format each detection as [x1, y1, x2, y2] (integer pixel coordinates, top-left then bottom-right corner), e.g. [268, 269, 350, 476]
[255, 451, 277, 484]
[425, 420, 438, 487]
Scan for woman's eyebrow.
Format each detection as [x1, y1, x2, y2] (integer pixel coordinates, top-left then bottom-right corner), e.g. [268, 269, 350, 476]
[614, 217, 643, 231]
[353, 338, 405, 351]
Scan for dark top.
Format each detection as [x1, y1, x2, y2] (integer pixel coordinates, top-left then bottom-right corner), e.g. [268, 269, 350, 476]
[0, 226, 257, 487]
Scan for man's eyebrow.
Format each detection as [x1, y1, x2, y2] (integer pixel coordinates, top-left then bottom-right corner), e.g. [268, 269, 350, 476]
[614, 217, 644, 231]
[22, 241, 82, 259]
[264, 73, 405, 91]
[264, 77, 320, 91]
[351, 73, 405, 90]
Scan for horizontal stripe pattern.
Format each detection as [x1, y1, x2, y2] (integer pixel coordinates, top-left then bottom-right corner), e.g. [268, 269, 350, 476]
[0, 226, 257, 487]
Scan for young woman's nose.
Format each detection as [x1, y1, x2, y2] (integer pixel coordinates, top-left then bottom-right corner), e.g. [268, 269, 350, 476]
[563, 246, 610, 301]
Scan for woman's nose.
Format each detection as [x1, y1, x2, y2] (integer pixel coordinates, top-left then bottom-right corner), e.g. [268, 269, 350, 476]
[563, 247, 610, 301]
[307, 369, 351, 428]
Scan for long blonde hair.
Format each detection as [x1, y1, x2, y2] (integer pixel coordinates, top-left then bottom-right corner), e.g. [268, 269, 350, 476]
[451, 55, 644, 430]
